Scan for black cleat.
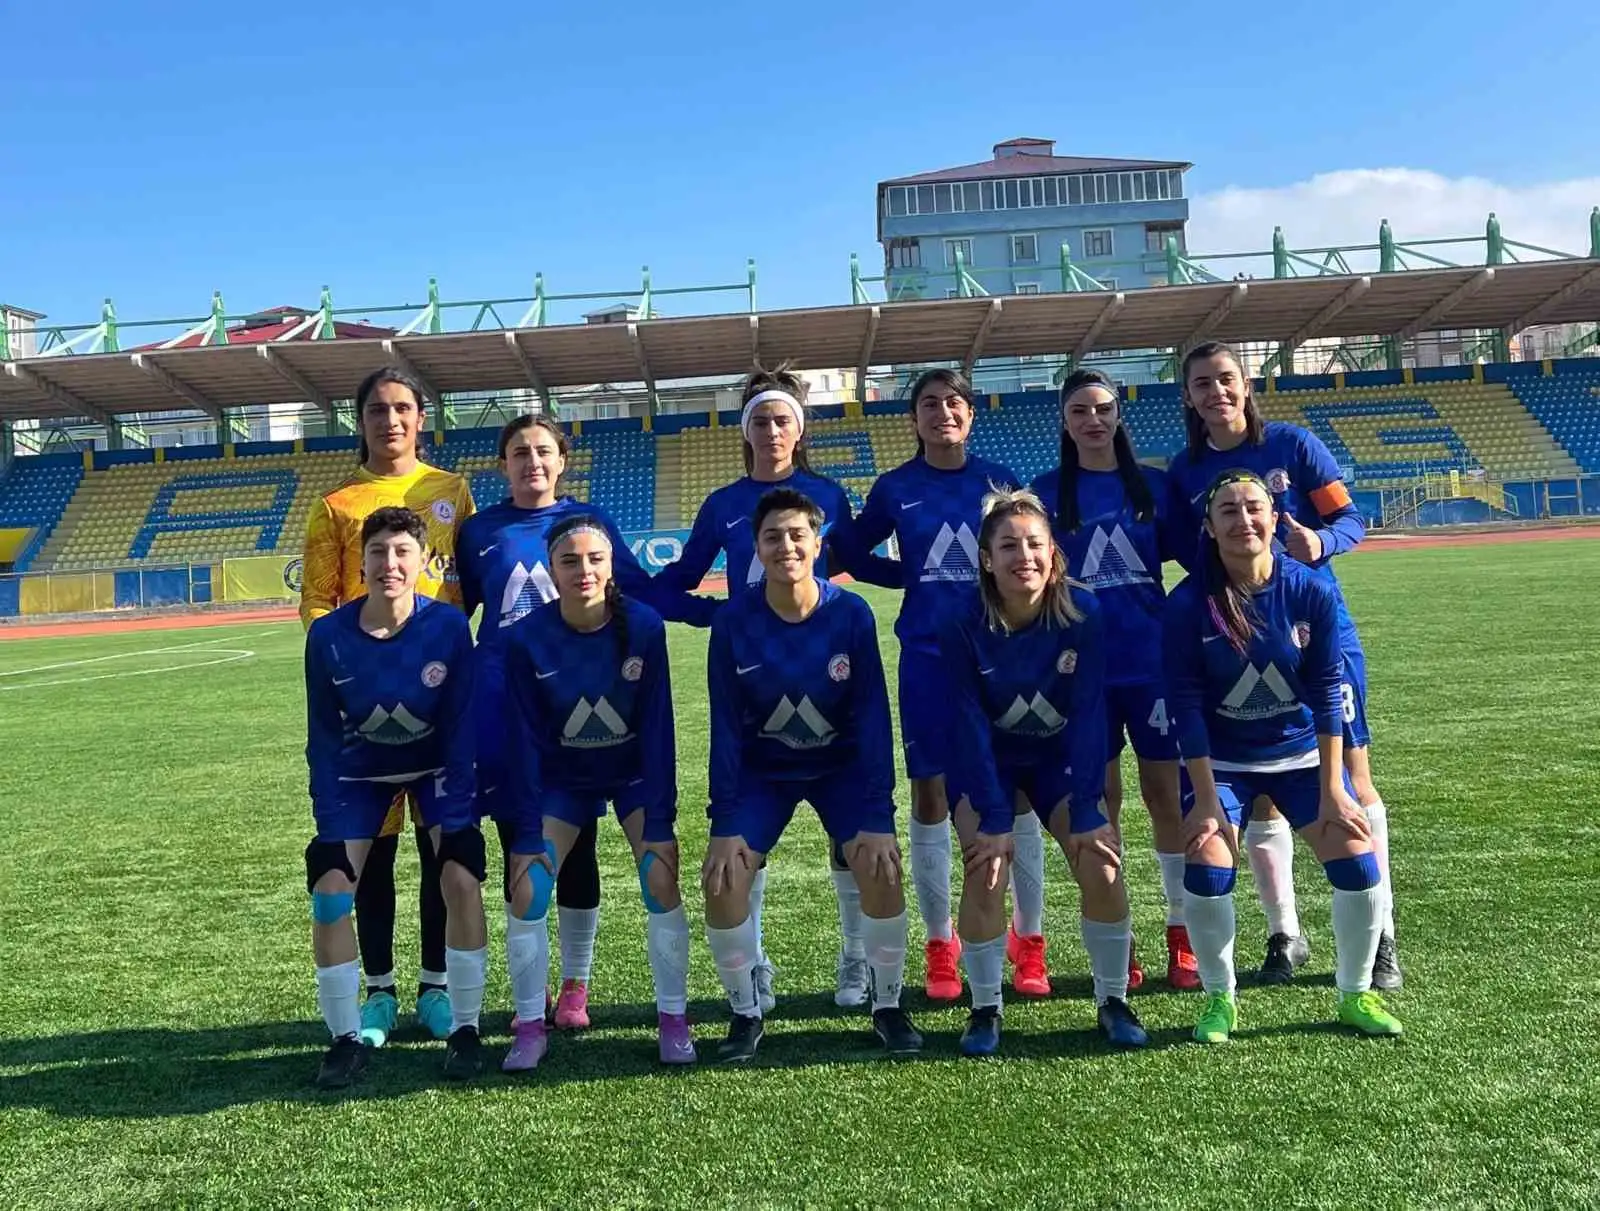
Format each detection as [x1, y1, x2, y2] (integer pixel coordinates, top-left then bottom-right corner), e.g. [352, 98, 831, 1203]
[1371, 933, 1404, 991]
[716, 1014, 764, 1064]
[315, 1034, 369, 1090]
[1260, 932, 1310, 985]
[1096, 997, 1150, 1049]
[442, 1025, 486, 1081]
[871, 1007, 924, 1056]
[960, 1005, 1003, 1057]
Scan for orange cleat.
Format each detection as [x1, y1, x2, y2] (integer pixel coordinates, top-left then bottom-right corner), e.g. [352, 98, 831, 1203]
[1166, 924, 1201, 991]
[1006, 926, 1051, 997]
[924, 932, 964, 1002]
[1128, 936, 1146, 992]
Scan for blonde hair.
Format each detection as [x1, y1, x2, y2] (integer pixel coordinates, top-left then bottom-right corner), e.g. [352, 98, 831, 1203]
[976, 486, 1087, 632]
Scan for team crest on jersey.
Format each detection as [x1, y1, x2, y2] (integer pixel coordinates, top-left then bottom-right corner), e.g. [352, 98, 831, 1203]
[1291, 621, 1311, 649]
[1057, 649, 1078, 675]
[421, 661, 448, 688]
[1266, 468, 1290, 494]
[828, 653, 851, 682]
[283, 557, 304, 593]
[432, 500, 456, 524]
[622, 656, 644, 682]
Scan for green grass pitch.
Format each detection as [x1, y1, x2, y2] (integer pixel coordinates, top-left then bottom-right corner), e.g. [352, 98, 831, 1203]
[3, 538, 1599, 1208]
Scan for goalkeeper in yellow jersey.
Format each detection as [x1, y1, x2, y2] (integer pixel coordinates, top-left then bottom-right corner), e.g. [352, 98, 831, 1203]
[300, 366, 474, 1047]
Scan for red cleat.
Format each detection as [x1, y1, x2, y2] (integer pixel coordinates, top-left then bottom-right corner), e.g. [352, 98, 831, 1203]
[924, 932, 964, 1002]
[1128, 936, 1146, 992]
[1166, 924, 1201, 991]
[1006, 926, 1051, 997]
[553, 979, 590, 1029]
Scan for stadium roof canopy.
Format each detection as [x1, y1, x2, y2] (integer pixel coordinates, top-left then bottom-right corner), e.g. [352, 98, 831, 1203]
[4, 258, 1599, 423]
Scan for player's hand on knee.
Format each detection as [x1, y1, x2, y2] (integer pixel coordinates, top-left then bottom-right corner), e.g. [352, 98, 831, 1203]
[845, 831, 901, 886]
[701, 836, 753, 898]
[1067, 823, 1122, 872]
[962, 830, 1013, 892]
[1183, 797, 1237, 863]
[1312, 782, 1370, 847]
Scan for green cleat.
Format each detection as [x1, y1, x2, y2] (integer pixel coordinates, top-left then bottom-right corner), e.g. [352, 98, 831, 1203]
[1193, 991, 1237, 1044]
[358, 989, 399, 1049]
[1337, 990, 1403, 1037]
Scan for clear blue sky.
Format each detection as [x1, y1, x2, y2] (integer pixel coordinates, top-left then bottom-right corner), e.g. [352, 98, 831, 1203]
[3, 0, 1596, 331]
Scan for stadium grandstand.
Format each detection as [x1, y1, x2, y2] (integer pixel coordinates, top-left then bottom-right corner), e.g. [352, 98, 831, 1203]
[3, 208, 1600, 618]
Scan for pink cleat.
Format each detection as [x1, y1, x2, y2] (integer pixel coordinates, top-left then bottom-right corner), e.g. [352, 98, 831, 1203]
[658, 1012, 697, 1065]
[554, 979, 590, 1030]
[502, 1019, 548, 1072]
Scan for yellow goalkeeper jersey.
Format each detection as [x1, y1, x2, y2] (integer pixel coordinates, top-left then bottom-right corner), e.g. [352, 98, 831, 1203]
[299, 462, 475, 630]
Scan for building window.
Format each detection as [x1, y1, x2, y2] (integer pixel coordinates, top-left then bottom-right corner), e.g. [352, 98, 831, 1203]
[962, 182, 981, 210]
[1011, 234, 1038, 263]
[944, 238, 973, 267]
[1168, 170, 1183, 199]
[1015, 282, 1040, 294]
[1098, 277, 1119, 290]
[887, 238, 921, 270]
[1082, 228, 1114, 258]
[1145, 224, 1185, 254]
[945, 289, 961, 299]
[1043, 177, 1059, 206]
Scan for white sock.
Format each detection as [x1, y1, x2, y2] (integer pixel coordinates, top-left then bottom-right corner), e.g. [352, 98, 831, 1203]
[909, 818, 953, 941]
[444, 946, 487, 1031]
[831, 870, 866, 960]
[962, 933, 1006, 1011]
[1157, 852, 1187, 927]
[646, 906, 691, 1016]
[1332, 886, 1383, 995]
[1081, 915, 1133, 1005]
[418, 968, 447, 989]
[558, 906, 598, 983]
[861, 910, 907, 1010]
[1363, 800, 1396, 936]
[1183, 890, 1237, 996]
[316, 959, 362, 1040]
[749, 867, 769, 962]
[504, 914, 549, 1024]
[1245, 816, 1301, 938]
[364, 969, 396, 994]
[706, 916, 762, 1018]
[1009, 811, 1046, 937]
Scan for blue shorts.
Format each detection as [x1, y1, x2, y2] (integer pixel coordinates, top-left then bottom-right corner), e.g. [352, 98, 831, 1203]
[712, 768, 896, 856]
[1342, 646, 1371, 750]
[898, 646, 949, 781]
[315, 774, 453, 843]
[1180, 762, 1358, 831]
[950, 763, 1108, 836]
[1107, 681, 1180, 762]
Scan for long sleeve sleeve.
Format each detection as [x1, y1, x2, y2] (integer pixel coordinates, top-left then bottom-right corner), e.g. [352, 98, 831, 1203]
[848, 601, 896, 808]
[820, 481, 901, 589]
[503, 637, 546, 848]
[652, 497, 725, 599]
[456, 521, 484, 621]
[304, 629, 345, 818]
[1294, 432, 1365, 564]
[705, 617, 744, 831]
[1162, 588, 1211, 761]
[637, 622, 679, 842]
[828, 480, 897, 581]
[1165, 474, 1203, 575]
[299, 498, 344, 630]
[607, 513, 720, 628]
[1065, 608, 1109, 824]
[434, 621, 478, 817]
[939, 616, 1010, 835]
[433, 478, 476, 610]
[1302, 583, 1345, 739]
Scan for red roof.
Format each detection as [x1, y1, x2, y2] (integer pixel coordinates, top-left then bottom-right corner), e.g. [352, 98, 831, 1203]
[881, 149, 1190, 188]
[134, 306, 397, 350]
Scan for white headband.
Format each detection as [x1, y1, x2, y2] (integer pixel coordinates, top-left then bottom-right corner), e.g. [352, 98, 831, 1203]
[741, 389, 805, 440]
[552, 522, 613, 551]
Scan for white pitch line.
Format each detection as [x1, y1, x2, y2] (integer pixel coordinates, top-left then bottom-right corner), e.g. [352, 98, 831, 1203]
[0, 649, 256, 691]
[0, 636, 262, 678]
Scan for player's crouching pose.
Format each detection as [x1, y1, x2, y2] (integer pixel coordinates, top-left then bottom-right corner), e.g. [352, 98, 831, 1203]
[701, 488, 922, 1063]
[303, 507, 479, 1089]
[499, 514, 695, 1071]
[1163, 471, 1402, 1043]
[941, 489, 1148, 1056]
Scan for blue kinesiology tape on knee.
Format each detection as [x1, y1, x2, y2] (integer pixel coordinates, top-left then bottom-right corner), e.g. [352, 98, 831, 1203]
[637, 851, 668, 914]
[1323, 853, 1380, 892]
[516, 840, 558, 922]
[310, 890, 355, 925]
[1184, 863, 1237, 897]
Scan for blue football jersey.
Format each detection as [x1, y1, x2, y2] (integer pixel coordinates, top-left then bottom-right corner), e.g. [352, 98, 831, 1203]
[655, 469, 897, 596]
[1030, 464, 1182, 687]
[503, 596, 677, 842]
[706, 580, 894, 821]
[304, 594, 476, 818]
[1162, 555, 1344, 772]
[1166, 421, 1365, 646]
[940, 590, 1107, 833]
[833, 453, 1020, 652]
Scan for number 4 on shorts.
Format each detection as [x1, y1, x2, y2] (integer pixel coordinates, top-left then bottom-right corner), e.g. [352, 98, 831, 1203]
[1148, 698, 1170, 737]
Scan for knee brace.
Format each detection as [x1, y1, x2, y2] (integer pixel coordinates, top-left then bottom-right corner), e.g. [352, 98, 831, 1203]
[513, 839, 558, 922]
[1184, 863, 1237, 897]
[304, 838, 356, 895]
[436, 826, 488, 884]
[637, 851, 669, 915]
[1323, 853, 1380, 892]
